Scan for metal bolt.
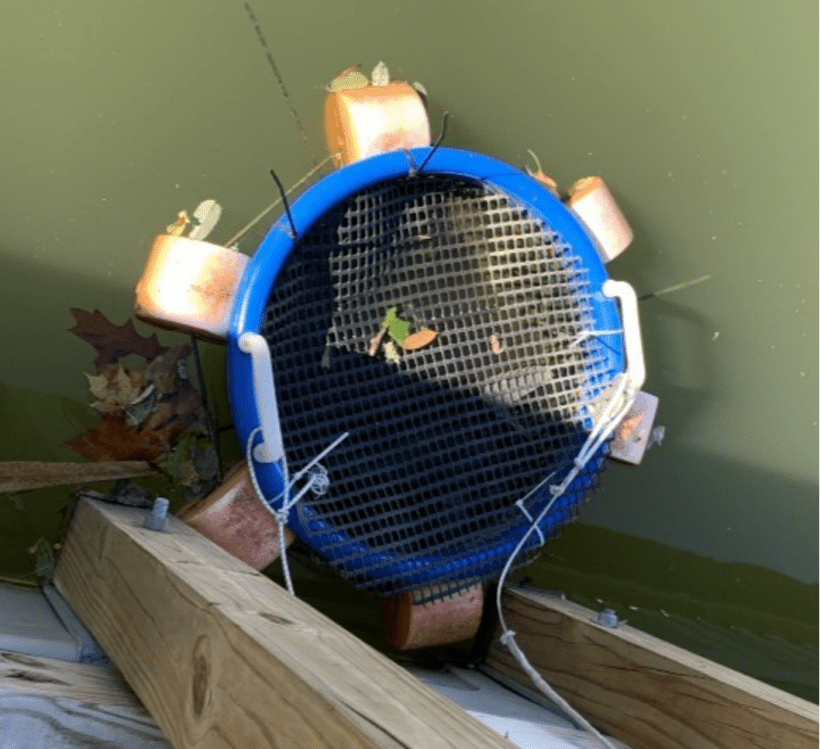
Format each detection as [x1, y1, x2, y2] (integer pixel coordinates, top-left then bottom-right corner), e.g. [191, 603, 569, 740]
[143, 497, 170, 532]
[596, 608, 619, 628]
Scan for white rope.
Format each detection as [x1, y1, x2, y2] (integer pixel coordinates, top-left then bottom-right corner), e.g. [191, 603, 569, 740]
[496, 373, 637, 749]
[246, 427, 349, 595]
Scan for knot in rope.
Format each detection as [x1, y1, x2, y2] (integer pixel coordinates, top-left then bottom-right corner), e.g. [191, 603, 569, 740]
[499, 630, 517, 646]
[307, 464, 330, 495]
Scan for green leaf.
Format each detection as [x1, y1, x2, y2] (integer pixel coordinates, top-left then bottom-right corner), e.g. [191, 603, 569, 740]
[388, 318, 410, 345]
[381, 306, 410, 345]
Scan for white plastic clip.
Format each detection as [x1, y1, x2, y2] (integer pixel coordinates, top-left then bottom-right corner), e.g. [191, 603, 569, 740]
[602, 280, 646, 394]
[238, 332, 285, 464]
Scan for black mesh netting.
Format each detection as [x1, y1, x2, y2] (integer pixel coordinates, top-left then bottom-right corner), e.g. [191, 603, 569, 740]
[259, 174, 614, 596]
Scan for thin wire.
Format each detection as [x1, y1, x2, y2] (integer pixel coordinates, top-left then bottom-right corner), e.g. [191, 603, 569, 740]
[639, 274, 711, 301]
[225, 156, 335, 247]
[243, 2, 319, 165]
[569, 328, 623, 348]
[246, 428, 294, 593]
[189, 334, 222, 483]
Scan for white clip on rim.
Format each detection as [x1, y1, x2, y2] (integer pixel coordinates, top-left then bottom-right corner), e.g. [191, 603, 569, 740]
[602, 279, 646, 394]
[238, 332, 285, 464]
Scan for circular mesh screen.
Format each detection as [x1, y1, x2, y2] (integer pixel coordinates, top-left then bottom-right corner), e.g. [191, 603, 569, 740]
[260, 174, 614, 595]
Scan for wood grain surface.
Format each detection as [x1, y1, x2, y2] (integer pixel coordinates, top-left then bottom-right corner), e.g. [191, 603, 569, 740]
[485, 587, 818, 749]
[53, 498, 515, 749]
[0, 650, 170, 748]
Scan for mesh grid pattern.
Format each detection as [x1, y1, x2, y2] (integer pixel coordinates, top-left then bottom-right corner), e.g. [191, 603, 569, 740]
[260, 174, 615, 596]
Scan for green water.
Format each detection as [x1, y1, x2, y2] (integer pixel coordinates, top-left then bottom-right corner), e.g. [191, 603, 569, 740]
[0, 1, 816, 702]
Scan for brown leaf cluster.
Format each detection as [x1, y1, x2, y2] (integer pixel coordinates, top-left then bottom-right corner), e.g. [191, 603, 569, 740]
[66, 310, 203, 463]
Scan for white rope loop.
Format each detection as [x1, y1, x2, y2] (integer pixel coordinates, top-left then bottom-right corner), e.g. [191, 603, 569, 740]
[245, 427, 349, 595]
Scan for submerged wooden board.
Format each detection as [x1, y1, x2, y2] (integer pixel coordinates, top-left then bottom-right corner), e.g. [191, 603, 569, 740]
[484, 586, 818, 749]
[0, 460, 155, 493]
[0, 650, 170, 748]
[53, 498, 514, 749]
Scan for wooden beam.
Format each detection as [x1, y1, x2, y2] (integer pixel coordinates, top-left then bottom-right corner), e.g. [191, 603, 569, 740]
[484, 586, 818, 749]
[53, 498, 514, 749]
[1, 650, 142, 705]
[0, 460, 155, 493]
[0, 650, 171, 747]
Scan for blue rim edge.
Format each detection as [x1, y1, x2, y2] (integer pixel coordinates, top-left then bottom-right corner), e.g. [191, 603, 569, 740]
[227, 146, 625, 589]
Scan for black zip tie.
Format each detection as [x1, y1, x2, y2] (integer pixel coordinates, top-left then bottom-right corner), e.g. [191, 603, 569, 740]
[416, 111, 449, 175]
[269, 169, 299, 240]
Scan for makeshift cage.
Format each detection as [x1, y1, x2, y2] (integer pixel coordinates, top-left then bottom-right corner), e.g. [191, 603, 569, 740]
[227, 146, 642, 601]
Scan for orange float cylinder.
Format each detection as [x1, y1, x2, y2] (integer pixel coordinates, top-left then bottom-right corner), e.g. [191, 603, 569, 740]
[565, 176, 634, 263]
[134, 234, 248, 340]
[383, 583, 484, 650]
[325, 81, 431, 167]
[177, 462, 293, 570]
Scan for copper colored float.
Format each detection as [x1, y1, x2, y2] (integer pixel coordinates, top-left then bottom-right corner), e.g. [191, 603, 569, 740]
[566, 175, 634, 263]
[177, 462, 293, 570]
[382, 584, 484, 650]
[325, 81, 430, 167]
[135, 234, 248, 340]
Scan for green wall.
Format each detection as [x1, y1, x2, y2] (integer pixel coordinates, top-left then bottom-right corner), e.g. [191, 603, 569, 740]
[1, 1, 816, 700]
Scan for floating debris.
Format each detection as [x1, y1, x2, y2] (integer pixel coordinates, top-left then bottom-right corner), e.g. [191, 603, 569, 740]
[382, 307, 410, 345]
[188, 199, 222, 241]
[490, 334, 504, 355]
[166, 211, 190, 236]
[411, 81, 428, 107]
[327, 66, 369, 92]
[368, 326, 388, 356]
[371, 60, 390, 87]
[525, 150, 560, 196]
[647, 426, 665, 449]
[383, 340, 401, 364]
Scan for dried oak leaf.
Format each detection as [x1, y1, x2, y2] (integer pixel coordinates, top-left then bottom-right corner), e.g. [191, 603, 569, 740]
[65, 413, 169, 462]
[70, 309, 165, 370]
[85, 366, 142, 413]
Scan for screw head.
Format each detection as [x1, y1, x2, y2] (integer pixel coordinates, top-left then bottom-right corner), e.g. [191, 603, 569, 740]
[596, 608, 619, 628]
[143, 497, 170, 532]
